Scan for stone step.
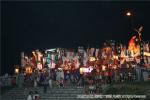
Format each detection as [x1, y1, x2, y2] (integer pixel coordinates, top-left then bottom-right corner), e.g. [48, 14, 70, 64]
[7, 91, 84, 94]
[1, 86, 85, 100]
[8, 90, 84, 93]
[42, 98, 88, 100]
[2, 96, 86, 100]
[2, 98, 87, 100]
[9, 88, 84, 91]
[41, 96, 78, 99]
[41, 94, 83, 97]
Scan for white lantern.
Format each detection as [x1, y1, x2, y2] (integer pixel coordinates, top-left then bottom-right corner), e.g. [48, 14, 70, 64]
[37, 63, 42, 70]
[102, 65, 106, 71]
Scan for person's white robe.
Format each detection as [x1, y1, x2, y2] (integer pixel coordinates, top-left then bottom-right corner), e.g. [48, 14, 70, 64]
[34, 80, 37, 87]
[27, 95, 32, 100]
[60, 71, 64, 79]
[49, 79, 52, 88]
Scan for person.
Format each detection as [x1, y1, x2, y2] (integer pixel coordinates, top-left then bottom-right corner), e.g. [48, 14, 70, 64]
[77, 77, 82, 87]
[60, 69, 64, 81]
[88, 79, 95, 94]
[18, 72, 24, 88]
[43, 78, 48, 93]
[48, 77, 52, 88]
[11, 77, 16, 86]
[128, 72, 132, 82]
[33, 91, 40, 100]
[56, 70, 60, 85]
[65, 71, 70, 86]
[34, 79, 37, 88]
[59, 77, 64, 88]
[39, 73, 44, 84]
[27, 91, 33, 100]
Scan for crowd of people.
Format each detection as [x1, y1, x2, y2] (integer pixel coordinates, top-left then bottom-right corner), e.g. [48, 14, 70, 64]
[1, 36, 150, 99]
[6, 65, 138, 94]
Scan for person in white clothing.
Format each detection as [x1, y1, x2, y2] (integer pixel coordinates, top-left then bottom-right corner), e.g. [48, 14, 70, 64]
[34, 79, 37, 88]
[48, 77, 52, 88]
[27, 91, 33, 100]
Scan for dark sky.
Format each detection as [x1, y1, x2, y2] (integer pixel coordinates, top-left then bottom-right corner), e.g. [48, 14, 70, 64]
[1, 1, 150, 75]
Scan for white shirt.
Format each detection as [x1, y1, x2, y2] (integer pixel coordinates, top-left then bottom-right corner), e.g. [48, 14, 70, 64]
[27, 95, 32, 100]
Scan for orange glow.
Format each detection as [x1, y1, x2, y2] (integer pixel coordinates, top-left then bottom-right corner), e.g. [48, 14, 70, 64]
[128, 35, 140, 57]
[113, 55, 118, 59]
[25, 67, 32, 74]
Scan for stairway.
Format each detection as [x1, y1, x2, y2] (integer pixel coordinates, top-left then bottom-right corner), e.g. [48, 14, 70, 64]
[1, 86, 86, 100]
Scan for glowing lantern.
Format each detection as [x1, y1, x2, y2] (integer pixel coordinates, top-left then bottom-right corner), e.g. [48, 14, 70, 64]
[58, 68, 62, 70]
[89, 57, 96, 62]
[15, 68, 19, 74]
[126, 11, 132, 17]
[37, 63, 42, 70]
[127, 12, 131, 16]
[80, 67, 93, 74]
[144, 52, 150, 57]
[80, 68, 83, 74]
[113, 55, 118, 60]
[102, 65, 106, 71]
[25, 67, 32, 74]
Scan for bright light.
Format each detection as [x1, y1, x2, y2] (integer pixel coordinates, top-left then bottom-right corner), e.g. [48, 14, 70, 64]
[89, 57, 96, 61]
[15, 68, 19, 74]
[102, 65, 106, 71]
[37, 63, 42, 70]
[80, 67, 93, 74]
[25, 67, 32, 74]
[126, 11, 132, 16]
[58, 68, 62, 70]
[144, 52, 150, 57]
[25, 56, 28, 59]
[113, 55, 118, 59]
[46, 49, 56, 52]
[80, 68, 83, 74]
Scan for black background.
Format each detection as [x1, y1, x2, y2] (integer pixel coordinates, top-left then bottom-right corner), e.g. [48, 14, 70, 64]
[1, 1, 150, 75]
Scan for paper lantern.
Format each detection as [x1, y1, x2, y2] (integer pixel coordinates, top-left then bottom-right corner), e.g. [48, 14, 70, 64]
[89, 57, 96, 62]
[15, 68, 19, 74]
[25, 66, 32, 74]
[102, 65, 106, 71]
[37, 63, 42, 70]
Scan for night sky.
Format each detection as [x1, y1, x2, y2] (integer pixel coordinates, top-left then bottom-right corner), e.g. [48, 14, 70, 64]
[1, 1, 150, 75]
